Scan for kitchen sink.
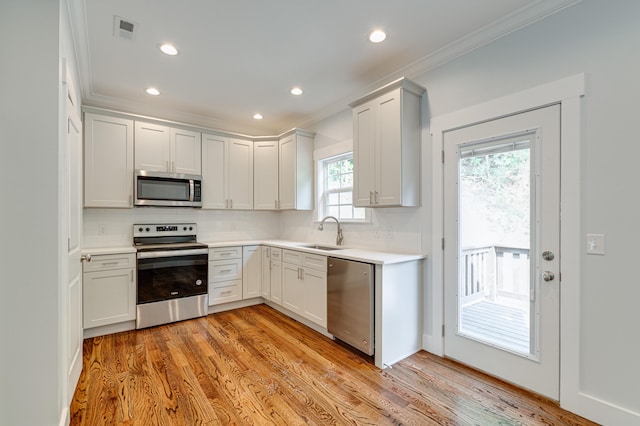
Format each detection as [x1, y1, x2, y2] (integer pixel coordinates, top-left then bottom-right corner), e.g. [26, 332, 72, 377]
[297, 244, 346, 251]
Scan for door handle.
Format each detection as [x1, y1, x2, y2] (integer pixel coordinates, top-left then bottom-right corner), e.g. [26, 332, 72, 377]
[542, 271, 555, 282]
[542, 251, 555, 261]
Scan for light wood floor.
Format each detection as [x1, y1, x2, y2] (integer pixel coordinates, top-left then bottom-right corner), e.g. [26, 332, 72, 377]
[70, 304, 596, 425]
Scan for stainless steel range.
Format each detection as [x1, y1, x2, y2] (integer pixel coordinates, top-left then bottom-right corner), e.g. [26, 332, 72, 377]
[134, 223, 208, 329]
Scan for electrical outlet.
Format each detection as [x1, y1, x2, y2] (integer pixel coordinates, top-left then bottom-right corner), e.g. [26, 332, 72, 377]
[586, 234, 605, 255]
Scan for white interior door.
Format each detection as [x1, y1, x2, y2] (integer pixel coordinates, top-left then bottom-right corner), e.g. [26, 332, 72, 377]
[443, 105, 560, 399]
[65, 64, 83, 404]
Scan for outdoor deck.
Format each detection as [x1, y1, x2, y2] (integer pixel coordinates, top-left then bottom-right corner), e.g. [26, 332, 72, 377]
[460, 299, 530, 354]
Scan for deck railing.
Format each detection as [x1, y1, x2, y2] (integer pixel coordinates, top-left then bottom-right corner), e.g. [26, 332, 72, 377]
[460, 246, 530, 307]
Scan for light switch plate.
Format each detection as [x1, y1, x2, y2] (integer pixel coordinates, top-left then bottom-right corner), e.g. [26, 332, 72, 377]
[586, 234, 605, 255]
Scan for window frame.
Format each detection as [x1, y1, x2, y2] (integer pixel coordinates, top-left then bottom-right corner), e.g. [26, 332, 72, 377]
[316, 151, 369, 223]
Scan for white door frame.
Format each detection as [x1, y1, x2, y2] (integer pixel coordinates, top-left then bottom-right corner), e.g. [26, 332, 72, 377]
[428, 74, 595, 417]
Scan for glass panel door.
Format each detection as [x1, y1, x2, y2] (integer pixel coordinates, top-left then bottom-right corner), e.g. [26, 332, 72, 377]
[458, 136, 533, 356]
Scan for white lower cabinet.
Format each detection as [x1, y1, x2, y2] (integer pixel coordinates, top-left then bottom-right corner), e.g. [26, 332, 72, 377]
[209, 247, 243, 305]
[270, 248, 283, 305]
[83, 253, 136, 328]
[261, 246, 272, 300]
[281, 249, 327, 327]
[243, 245, 262, 299]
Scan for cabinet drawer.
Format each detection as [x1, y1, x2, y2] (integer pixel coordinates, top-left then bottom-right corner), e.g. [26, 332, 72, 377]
[209, 258, 243, 282]
[83, 253, 136, 272]
[270, 247, 282, 260]
[282, 249, 303, 264]
[302, 253, 326, 271]
[209, 246, 242, 260]
[209, 280, 242, 305]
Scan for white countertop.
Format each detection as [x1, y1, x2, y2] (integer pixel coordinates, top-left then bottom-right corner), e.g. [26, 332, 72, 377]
[205, 239, 425, 265]
[83, 240, 425, 265]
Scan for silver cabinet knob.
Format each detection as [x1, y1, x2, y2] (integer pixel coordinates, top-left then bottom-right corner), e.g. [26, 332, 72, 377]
[542, 271, 555, 282]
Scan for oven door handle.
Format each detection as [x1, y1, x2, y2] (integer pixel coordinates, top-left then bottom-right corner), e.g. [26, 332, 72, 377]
[137, 248, 209, 259]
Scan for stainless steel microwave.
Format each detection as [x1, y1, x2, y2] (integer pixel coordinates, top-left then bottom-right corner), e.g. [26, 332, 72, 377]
[135, 170, 202, 207]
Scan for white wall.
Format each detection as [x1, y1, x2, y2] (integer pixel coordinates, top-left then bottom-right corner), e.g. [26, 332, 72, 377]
[0, 1, 64, 425]
[411, 1, 639, 423]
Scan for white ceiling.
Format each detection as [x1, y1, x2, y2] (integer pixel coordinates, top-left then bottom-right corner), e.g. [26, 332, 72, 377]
[69, 0, 579, 136]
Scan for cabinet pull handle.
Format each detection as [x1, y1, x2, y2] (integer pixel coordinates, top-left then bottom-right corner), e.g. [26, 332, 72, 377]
[172, 161, 175, 173]
[221, 290, 231, 295]
[166, 160, 170, 172]
[230, 199, 233, 209]
[220, 269, 232, 273]
[101, 261, 119, 266]
[130, 270, 134, 281]
[220, 252, 232, 256]
[375, 191, 379, 204]
[369, 191, 373, 205]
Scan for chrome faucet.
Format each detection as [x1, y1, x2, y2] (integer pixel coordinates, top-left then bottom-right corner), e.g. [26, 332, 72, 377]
[318, 216, 344, 246]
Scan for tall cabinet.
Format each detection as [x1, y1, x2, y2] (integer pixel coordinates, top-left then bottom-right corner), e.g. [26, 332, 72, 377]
[350, 77, 425, 207]
[84, 113, 134, 208]
[202, 134, 253, 210]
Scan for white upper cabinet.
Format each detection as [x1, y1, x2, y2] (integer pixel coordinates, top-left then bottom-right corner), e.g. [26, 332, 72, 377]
[202, 134, 253, 210]
[134, 121, 201, 175]
[253, 140, 279, 210]
[84, 113, 134, 208]
[350, 77, 425, 207]
[278, 130, 313, 210]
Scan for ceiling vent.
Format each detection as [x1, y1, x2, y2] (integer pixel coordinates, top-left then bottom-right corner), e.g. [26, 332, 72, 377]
[113, 16, 138, 41]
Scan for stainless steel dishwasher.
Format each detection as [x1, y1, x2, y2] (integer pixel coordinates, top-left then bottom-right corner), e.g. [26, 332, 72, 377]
[327, 257, 374, 355]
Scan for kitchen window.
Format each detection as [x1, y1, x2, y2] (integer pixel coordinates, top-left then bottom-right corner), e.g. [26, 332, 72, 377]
[318, 153, 367, 222]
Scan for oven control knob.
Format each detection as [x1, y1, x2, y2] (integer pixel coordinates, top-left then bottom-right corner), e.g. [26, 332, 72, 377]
[196, 279, 202, 286]
[183, 226, 187, 231]
[145, 227, 150, 232]
[138, 227, 143, 232]
[189, 226, 193, 230]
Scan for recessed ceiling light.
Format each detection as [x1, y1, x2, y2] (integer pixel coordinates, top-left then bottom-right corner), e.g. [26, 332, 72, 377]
[253, 113, 263, 120]
[159, 43, 178, 56]
[369, 30, 386, 43]
[145, 87, 160, 96]
[290, 87, 303, 96]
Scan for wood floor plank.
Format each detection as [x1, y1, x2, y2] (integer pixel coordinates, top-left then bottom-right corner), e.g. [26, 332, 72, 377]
[70, 304, 597, 426]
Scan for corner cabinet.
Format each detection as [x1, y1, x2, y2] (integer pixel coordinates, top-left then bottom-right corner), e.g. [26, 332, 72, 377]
[134, 121, 202, 175]
[202, 134, 253, 210]
[350, 77, 425, 207]
[279, 131, 314, 210]
[83, 113, 134, 208]
[253, 131, 314, 211]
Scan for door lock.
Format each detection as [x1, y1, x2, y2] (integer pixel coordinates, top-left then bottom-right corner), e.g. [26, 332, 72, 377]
[542, 251, 555, 261]
[542, 271, 555, 282]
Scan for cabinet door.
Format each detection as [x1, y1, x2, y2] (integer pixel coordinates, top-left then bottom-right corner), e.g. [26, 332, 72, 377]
[171, 128, 201, 175]
[254, 140, 279, 210]
[84, 113, 134, 208]
[242, 246, 262, 299]
[228, 139, 254, 210]
[134, 121, 171, 172]
[353, 102, 376, 207]
[278, 135, 296, 210]
[83, 268, 135, 328]
[201, 134, 228, 209]
[375, 91, 402, 206]
[262, 246, 271, 299]
[303, 267, 327, 327]
[282, 262, 303, 314]
[270, 259, 282, 305]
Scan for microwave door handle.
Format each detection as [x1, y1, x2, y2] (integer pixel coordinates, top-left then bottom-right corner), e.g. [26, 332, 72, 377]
[190, 179, 194, 202]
